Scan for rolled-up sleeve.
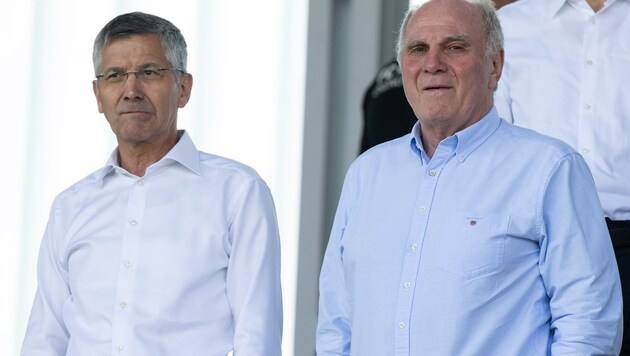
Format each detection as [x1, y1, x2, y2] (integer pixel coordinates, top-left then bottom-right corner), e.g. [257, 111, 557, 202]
[538, 153, 623, 355]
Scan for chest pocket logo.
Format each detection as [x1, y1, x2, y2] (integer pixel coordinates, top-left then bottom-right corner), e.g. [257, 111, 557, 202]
[433, 213, 508, 280]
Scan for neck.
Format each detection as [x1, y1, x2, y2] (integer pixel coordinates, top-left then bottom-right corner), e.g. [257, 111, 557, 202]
[117, 134, 179, 176]
[421, 131, 443, 159]
[420, 119, 477, 159]
[586, 0, 605, 12]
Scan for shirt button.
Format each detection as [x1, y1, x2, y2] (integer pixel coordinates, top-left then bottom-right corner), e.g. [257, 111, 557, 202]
[403, 282, 411, 289]
[419, 206, 426, 213]
[428, 170, 436, 177]
[129, 220, 138, 226]
[116, 344, 124, 352]
[582, 148, 590, 154]
[584, 104, 591, 110]
[586, 59, 593, 65]
[137, 179, 145, 186]
[119, 301, 128, 309]
[124, 260, 134, 268]
[589, 17, 596, 24]
[411, 243, 418, 251]
[399, 321, 406, 329]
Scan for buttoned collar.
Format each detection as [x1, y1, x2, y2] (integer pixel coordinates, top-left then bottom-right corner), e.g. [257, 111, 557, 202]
[410, 107, 502, 164]
[96, 130, 201, 184]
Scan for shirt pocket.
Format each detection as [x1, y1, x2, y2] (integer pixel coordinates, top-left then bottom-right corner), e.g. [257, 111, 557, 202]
[433, 213, 508, 280]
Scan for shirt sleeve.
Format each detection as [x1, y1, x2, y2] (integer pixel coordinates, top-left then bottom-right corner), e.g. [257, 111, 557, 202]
[316, 167, 356, 356]
[538, 153, 623, 355]
[226, 178, 283, 356]
[21, 200, 71, 356]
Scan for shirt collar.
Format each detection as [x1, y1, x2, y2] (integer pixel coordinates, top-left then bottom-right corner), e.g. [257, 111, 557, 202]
[548, 0, 568, 18]
[96, 130, 201, 184]
[550, 0, 624, 18]
[409, 107, 502, 163]
[162, 130, 202, 175]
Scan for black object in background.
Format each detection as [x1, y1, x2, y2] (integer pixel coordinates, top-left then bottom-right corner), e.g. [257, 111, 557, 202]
[360, 58, 417, 154]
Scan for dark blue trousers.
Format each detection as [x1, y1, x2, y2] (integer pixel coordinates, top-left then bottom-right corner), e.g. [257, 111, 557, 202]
[607, 218, 630, 355]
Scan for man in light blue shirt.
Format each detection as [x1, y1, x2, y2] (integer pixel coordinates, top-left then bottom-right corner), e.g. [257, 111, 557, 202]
[316, 0, 622, 354]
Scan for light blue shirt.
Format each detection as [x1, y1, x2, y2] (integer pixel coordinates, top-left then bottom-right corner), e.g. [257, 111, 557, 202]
[317, 109, 622, 355]
[22, 131, 282, 356]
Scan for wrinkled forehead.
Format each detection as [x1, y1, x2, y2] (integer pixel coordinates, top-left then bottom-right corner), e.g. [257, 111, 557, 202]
[99, 34, 170, 70]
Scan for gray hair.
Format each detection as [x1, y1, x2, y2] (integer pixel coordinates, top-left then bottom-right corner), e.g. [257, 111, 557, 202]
[93, 12, 188, 80]
[396, 0, 503, 63]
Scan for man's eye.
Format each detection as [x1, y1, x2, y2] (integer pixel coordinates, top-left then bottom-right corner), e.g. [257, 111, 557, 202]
[447, 45, 466, 52]
[107, 72, 123, 80]
[410, 46, 427, 54]
[142, 69, 160, 77]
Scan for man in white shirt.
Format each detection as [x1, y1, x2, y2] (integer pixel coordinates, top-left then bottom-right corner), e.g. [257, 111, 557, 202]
[21, 12, 282, 356]
[495, 0, 630, 353]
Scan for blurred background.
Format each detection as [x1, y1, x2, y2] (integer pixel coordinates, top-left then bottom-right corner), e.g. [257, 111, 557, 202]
[0, 0, 514, 355]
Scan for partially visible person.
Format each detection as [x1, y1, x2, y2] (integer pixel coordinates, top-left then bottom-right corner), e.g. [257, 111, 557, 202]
[360, 58, 416, 153]
[21, 12, 282, 356]
[317, 0, 622, 354]
[495, 0, 630, 352]
[359, 0, 517, 154]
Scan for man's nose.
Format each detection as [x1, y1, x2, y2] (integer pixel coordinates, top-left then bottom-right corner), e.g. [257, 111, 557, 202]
[423, 49, 447, 73]
[122, 74, 144, 101]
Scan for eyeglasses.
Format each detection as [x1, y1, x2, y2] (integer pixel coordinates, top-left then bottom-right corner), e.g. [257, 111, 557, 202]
[96, 68, 184, 85]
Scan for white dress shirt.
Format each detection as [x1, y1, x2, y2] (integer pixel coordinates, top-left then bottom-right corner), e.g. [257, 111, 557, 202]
[21, 131, 282, 356]
[495, 0, 630, 220]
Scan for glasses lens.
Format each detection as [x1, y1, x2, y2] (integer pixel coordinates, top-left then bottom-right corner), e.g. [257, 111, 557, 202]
[98, 68, 179, 84]
[138, 69, 162, 80]
[105, 72, 127, 83]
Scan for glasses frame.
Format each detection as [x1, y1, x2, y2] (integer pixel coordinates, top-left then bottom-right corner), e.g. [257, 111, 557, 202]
[95, 68, 185, 83]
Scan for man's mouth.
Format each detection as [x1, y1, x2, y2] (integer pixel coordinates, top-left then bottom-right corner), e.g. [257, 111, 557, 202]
[119, 108, 152, 115]
[423, 85, 451, 91]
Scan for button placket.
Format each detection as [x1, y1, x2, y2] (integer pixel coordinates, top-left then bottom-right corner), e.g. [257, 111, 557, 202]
[394, 149, 450, 353]
[111, 175, 147, 352]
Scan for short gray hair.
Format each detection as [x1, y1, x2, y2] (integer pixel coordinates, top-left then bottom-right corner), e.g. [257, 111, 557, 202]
[93, 12, 188, 80]
[396, 0, 503, 63]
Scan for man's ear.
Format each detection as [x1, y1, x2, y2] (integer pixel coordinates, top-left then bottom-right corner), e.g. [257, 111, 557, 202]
[93, 80, 104, 113]
[489, 48, 505, 90]
[178, 73, 193, 108]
